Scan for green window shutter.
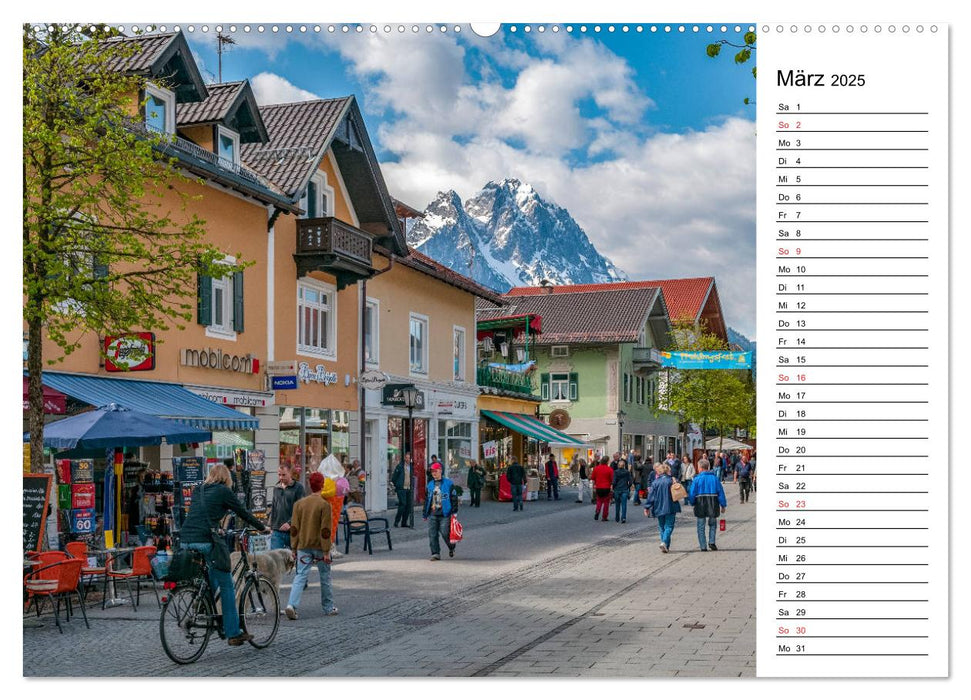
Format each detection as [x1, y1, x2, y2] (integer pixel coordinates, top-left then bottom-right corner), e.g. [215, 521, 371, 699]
[197, 273, 212, 326]
[569, 372, 579, 401]
[233, 270, 244, 332]
[540, 372, 550, 401]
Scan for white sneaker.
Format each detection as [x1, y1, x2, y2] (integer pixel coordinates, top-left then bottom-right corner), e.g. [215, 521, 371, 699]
[285, 605, 297, 620]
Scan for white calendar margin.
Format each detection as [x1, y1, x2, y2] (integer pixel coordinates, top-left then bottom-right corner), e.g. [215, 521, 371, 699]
[755, 25, 949, 678]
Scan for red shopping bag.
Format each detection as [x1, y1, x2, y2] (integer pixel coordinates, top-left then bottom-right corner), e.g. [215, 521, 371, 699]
[719, 519, 726, 532]
[449, 514, 463, 543]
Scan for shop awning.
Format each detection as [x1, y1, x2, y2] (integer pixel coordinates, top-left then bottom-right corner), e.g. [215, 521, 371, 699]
[22, 377, 66, 414]
[480, 409, 590, 447]
[35, 371, 259, 431]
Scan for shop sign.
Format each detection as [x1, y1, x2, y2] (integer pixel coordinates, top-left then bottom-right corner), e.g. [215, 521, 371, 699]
[297, 362, 339, 385]
[482, 441, 498, 459]
[247, 450, 266, 471]
[382, 384, 425, 408]
[187, 387, 273, 408]
[181, 347, 260, 374]
[458, 441, 472, 459]
[265, 360, 297, 376]
[104, 333, 156, 372]
[173, 456, 204, 483]
[71, 483, 96, 509]
[359, 369, 389, 391]
[71, 508, 95, 534]
[271, 375, 298, 390]
[435, 399, 472, 416]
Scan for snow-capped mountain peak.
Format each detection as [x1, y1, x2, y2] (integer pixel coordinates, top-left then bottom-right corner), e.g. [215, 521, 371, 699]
[408, 179, 628, 292]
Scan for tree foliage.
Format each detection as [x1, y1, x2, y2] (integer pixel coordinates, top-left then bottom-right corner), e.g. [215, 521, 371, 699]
[706, 30, 757, 104]
[23, 24, 242, 471]
[660, 319, 756, 446]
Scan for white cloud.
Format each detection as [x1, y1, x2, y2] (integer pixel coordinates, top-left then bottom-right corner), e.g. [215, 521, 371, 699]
[250, 72, 320, 105]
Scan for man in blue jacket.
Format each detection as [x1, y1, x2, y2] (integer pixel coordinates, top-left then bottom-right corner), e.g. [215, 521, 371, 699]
[423, 462, 458, 560]
[689, 458, 727, 551]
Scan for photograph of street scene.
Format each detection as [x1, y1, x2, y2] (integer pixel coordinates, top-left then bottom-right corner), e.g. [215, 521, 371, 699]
[23, 22, 757, 677]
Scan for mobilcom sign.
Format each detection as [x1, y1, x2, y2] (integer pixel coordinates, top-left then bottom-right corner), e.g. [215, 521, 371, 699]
[180, 347, 260, 374]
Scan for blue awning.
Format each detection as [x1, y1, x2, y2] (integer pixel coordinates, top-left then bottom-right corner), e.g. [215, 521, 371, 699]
[35, 371, 259, 431]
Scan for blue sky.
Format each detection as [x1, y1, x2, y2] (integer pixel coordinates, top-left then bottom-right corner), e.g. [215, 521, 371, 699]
[187, 24, 756, 337]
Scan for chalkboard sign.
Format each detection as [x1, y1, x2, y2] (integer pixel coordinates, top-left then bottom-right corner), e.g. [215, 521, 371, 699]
[173, 457, 204, 483]
[23, 474, 53, 553]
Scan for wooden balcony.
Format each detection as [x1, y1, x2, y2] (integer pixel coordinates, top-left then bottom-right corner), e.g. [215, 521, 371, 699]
[632, 346, 663, 374]
[294, 217, 375, 288]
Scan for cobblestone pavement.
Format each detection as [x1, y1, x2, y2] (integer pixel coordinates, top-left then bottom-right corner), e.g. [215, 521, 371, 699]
[23, 487, 756, 678]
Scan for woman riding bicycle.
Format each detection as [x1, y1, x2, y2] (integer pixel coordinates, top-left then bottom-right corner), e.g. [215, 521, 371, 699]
[180, 463, 269, 646]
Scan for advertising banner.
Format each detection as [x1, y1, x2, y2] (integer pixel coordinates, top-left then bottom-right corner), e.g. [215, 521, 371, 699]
[658, 351, 752, 370]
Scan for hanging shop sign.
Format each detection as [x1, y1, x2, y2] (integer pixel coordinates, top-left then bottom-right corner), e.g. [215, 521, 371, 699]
[104, 333, 156, 372]
[382, 384, 426, 409]
[359, 369, 389, 391]
[180, 347, 260, 374]
[482, 441, 498, 459]
[186, 387, 273, 408]
[297, 362, 339, 385]
[271, 375, 298, 390]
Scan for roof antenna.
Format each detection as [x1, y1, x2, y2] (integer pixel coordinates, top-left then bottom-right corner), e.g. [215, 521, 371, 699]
[216, 32, 236, 83]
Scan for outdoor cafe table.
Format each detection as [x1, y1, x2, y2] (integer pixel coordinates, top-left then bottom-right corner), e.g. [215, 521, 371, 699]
[94, 546, 137, 608]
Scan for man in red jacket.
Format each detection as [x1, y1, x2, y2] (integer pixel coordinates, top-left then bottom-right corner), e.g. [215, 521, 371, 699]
[590, 457, 615, 522]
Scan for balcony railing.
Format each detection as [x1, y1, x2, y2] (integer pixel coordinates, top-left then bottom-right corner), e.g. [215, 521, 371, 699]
[632, 346, 663, 372]
[296, 217, 373, 267]
[477, 365, 535, 396]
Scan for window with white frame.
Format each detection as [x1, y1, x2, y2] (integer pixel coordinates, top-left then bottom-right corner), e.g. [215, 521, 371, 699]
[453, 326, 466, 382]
[301, 171, 335, 219]
[216, 125, 240, 167]
[409, 313, 428, 375]
[550, 373, 570, 402]
[364, 298, 380, 366]
[144, 84, 175, 135]
[201, 256, 241, 340]
[297, 279, 337, 358]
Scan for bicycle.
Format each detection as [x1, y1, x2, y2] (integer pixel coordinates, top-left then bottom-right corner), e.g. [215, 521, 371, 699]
[159, 529, 280, 664]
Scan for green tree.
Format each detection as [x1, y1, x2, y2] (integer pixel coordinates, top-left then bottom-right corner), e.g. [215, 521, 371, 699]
[660, 319, 756, 451]
[23, 24, 240, 472]
[706, 30, 757, 105]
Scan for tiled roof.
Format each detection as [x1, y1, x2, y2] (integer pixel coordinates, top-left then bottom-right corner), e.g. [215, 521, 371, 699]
[240, 98, 352, 197]
[396, 248, 506, 305]
[506, 277, 715, 325]
[100, 32, 177, 73]
[176, 81, 244, 125]
[478, 287, 662, 345]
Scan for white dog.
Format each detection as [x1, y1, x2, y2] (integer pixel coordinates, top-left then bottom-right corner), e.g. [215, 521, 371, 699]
[231, 548, 295, 594]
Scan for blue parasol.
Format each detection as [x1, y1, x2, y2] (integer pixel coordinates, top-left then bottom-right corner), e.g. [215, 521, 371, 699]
[37, 403, 211, 449]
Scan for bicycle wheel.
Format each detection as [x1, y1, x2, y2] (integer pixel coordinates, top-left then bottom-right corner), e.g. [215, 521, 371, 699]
[238, 575, 279, 648]
[160, 584, 214, 664]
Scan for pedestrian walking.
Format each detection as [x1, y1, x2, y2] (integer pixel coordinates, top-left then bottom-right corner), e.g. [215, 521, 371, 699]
[285, 472, 338, 619]
[612, 459, 634, 523]
[270, 464, 305, 550]
[665, 451, 682, 482]
[575, 458, 587, 503]
[591, 457, 614, 522]
[467, 461, 485, 507]
[180, 464, 270, 646]
[681, 455, 696, 506]
[506, 459, 526, 511]
[734, 454, 755, 503]
[688, 459, 727, 551]
[643, 463, 681, 553]
[544, 453, 560, 501]
[713, 451, 728, 481]
[633, 458, 651, 505]
[423, 463, 458, 560]
[391, 452, 415, 527]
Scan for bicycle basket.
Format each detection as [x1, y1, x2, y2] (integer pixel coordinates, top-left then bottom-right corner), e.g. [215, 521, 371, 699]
[247, 533, 271, 555]
[163, 549, 205, 583]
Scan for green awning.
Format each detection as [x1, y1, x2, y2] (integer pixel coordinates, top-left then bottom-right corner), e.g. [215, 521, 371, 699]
[480, 410, 588, 447]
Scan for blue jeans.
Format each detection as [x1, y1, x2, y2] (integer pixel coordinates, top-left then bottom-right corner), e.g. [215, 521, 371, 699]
[510, 483, 524, 510]
[614, 490, 629, 521]
[696, 517, 718, 550]
[426, 514, 453, 556]
[657, 514, 677, 548]
[287, 549, 335, 613]
[270, 530, 291, 550]
[184, 542, 240, 638]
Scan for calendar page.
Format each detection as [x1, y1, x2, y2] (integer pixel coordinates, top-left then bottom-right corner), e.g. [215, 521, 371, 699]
[15, 1, 960, 691]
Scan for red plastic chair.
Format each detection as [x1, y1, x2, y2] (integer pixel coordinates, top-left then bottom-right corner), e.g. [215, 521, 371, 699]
[24, 559, 89, 633]
[103, 545, 159, 611]
[66, 541, 106, 607]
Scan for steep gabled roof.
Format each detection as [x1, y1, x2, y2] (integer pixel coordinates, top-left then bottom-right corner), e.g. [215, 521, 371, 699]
[176, 80, 268, 144]
[479, 286, 670, 346]
[241, 97, 406, 254]
[505, 277, 726, 341]
[100, 31, 207, 102]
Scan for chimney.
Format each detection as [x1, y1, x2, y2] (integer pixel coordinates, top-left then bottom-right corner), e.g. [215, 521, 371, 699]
[540, 278, 554, 294]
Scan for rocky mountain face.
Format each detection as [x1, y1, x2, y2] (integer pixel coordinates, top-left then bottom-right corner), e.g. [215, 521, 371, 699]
[407, 178, 627, 292]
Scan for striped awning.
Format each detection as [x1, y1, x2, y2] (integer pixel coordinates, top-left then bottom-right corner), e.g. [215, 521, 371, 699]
[480, 409, 589, 447]
[36, 371, 259, 431]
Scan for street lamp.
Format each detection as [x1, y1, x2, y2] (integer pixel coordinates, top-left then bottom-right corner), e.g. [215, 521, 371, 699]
[402, 385, 420, 465]
[617, 410, 627, 456]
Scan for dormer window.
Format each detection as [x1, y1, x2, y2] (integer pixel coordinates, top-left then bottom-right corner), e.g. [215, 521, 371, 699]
[301, 171, 335, 219]
[216, 125, 240, 167]
[144, 84, 175, 135]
